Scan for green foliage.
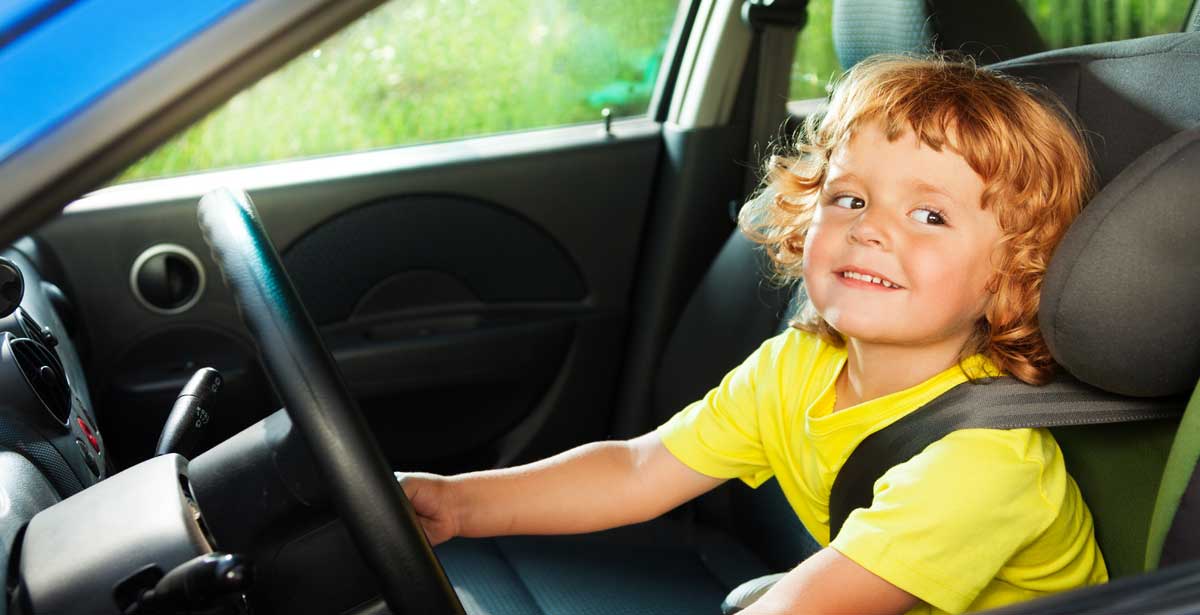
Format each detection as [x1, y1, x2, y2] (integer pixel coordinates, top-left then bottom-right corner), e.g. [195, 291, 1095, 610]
[1017, 0, 1191, 47]
[786, 0, 1193, 102]
[119, 0, 677, 182]
[119, 0, 1194, 183]
[789, 0, 838, 100]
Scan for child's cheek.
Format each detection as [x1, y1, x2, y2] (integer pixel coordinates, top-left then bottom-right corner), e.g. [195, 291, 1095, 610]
[800, 218, 833, 310]
[800, 223, 821, 279]
[802, 210, 833, 268]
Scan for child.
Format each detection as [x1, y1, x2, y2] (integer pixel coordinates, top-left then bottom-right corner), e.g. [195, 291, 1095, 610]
[399, 54, 1104, 615]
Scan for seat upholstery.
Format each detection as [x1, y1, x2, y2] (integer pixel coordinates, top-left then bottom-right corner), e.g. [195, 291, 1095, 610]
[992, 33, 1200, 188]
[833, 0, 1045, 68]
[439, 518, 771, 615]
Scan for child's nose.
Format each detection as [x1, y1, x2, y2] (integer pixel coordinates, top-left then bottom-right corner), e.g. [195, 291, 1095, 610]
[847, 208, 888, 248]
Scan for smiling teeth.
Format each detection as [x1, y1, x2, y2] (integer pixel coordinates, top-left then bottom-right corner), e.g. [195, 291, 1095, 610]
[842, 271, 897, 288]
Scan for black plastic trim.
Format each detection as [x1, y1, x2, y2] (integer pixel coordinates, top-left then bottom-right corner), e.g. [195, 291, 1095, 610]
[651, 0, 704, 122]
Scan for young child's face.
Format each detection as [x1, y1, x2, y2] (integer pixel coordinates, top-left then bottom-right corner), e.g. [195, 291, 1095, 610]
[802, 119, 1004, 349]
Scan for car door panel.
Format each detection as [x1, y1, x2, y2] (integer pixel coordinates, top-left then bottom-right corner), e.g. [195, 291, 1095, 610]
[37, 121, 661, 472]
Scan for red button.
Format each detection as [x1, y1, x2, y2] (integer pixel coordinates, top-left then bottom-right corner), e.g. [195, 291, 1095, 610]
[77, 418, 100, 452]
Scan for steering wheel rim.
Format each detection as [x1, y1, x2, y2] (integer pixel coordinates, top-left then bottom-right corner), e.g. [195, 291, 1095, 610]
[197, 187, 464, 614]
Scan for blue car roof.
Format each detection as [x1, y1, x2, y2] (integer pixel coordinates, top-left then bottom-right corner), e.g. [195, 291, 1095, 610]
[0, 0, 249, 164]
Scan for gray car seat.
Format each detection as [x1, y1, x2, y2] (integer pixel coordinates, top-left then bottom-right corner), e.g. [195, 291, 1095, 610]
[436, 15, 1200, 615]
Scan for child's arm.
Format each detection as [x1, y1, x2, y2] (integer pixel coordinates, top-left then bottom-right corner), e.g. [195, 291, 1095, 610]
[739, 548, 918, 615]
[397, 432, 724, 545]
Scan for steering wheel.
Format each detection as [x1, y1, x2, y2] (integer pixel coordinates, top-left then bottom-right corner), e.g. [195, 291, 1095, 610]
[196, 187, 465, 614]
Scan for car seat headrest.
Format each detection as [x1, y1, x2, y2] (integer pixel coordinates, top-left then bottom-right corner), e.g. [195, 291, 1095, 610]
[1040, 128, 1200, 397]
[832, 0, 932, 69]
[832, 0, 1044, 69]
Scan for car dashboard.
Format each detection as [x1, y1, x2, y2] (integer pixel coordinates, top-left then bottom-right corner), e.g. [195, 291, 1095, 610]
[0, 241, 107, 498]
[0, 241, 237, 615]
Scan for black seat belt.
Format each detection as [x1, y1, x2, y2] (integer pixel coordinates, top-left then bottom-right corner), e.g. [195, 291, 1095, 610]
[828, 375, 1184, 539]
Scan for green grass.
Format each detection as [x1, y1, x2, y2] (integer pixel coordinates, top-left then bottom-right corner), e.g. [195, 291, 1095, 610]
[119, 0, 1195, 183]
[119, 0, 677, 182]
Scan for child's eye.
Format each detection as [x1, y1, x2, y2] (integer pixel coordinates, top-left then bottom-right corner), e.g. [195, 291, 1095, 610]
[832, 196, 865, 209]
[909, 207, 947, 225]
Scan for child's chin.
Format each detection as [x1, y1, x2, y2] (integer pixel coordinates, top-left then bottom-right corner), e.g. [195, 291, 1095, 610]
[826, 320, 905, 343]
[824, 311, 886, 330]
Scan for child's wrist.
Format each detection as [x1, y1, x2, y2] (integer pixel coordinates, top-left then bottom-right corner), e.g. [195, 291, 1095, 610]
[442, 474, 471, 538]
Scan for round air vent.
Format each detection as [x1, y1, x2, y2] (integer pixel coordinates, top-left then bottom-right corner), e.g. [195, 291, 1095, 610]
[10, 338, 71, 425]
[130, 244, 206, 315]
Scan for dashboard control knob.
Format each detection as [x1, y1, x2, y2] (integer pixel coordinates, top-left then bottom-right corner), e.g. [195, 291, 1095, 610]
[77, 417, 100, 452]
[39, 325, 57, 348]
[75, 439, 99, 477]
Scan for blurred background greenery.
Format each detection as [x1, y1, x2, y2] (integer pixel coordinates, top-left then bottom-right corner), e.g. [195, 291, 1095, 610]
[119, 0, 676, 182]
[789, 0, 1193, 98]
[119, 0, 1194, 183]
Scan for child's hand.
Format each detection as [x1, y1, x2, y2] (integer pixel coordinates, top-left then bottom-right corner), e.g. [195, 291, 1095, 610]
[395, 471, 461, 546]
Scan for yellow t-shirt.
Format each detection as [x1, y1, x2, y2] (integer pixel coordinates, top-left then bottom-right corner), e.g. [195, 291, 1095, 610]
[656, 328, 1107, 614]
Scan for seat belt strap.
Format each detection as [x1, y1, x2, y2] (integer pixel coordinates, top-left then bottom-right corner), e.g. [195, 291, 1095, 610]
[828, 375, 1184, 540]
[741, 0, 803, 196]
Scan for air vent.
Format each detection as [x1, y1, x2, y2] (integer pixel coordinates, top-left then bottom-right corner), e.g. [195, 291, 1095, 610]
[17, 309, 58, 352]
[16, 309, 35, 338]
[11, 338, 71, 425]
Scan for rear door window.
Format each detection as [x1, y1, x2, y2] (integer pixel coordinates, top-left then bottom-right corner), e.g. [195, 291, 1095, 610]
[1020, 0, 1194, 48]
[789, 0, 1195, 101]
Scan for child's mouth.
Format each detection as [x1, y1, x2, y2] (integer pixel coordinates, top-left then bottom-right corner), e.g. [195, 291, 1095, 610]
[836, 269, 903, 290]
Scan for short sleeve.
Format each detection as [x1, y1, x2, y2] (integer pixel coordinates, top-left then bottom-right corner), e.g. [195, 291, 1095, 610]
[831, 429, 1057, 614]
[655, 338, 781, 488]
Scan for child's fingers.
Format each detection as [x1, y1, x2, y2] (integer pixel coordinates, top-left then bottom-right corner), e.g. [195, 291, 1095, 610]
[394, 471, 457, 544]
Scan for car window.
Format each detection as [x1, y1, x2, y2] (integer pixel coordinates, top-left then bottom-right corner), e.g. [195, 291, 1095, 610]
[1019, 0, 1194, 47]
[788, 0, 1195, 101]
[117, 0, 680, 183]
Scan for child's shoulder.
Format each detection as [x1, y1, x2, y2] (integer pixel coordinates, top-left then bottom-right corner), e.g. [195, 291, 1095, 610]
[916, 426, 1067, 500]
[885, 427, 1066, 521]
[932, 426, 1061, 465]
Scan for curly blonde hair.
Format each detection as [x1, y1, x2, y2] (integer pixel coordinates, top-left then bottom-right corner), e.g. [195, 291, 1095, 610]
[739, 54, 1095, 385]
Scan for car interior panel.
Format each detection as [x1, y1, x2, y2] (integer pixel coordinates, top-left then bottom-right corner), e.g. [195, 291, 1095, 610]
[0, 0, 1199, 613]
